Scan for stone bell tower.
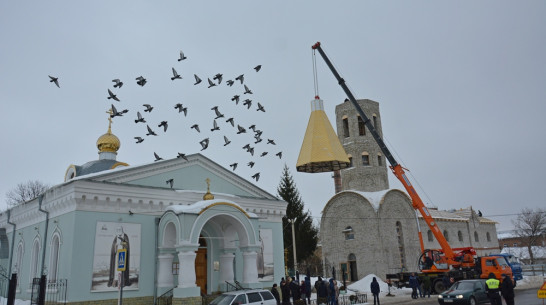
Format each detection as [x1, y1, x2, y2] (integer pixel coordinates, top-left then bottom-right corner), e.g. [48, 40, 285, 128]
[334, 99, 389, 192]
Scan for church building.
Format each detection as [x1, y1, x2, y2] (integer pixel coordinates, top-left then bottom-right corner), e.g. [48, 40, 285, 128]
[320, 99, 499, 282]
[0, 118, 287, 304]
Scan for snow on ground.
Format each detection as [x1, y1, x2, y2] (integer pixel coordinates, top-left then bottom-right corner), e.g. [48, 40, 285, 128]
[515, 275, 545, 289]
[347, 274, 413, 298]
[0, 297, 30, 305]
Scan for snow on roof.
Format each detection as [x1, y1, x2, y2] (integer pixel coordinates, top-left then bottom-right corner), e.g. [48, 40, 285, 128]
[166, 199, 258, 218]
[501, 246, 546, 260]
[420, 209, 467, 221]
[497, 230, 517, 240]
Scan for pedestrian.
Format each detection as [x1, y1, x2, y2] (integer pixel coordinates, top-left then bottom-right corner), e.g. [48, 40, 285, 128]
[422, 274, 431, 298]
[333, 280, 339, 305]
[408, 273, 419, 299]
[271, 283, 281, 305]
[416, 275, 424, 298]
[442, 273, 451, 291]
[500, 273, 515, 305]
[304, 276, 312, 305]
[289, 276, 300, 303]
[300, 280, 307, 305]
[370, 277, 380, 305]
[281, 279, 291, 305]
[317, 278, 328, 305]
[485, 273, 502, 305]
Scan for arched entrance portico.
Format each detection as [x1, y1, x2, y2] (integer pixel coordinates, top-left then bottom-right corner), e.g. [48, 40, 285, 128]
[157, 200, 263, 298]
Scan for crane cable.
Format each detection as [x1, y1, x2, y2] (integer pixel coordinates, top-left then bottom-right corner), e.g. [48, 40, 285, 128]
[312, 49, 320, 98]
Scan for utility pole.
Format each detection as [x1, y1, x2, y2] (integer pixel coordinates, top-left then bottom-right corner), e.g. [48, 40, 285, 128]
[290, 219, 297, 275]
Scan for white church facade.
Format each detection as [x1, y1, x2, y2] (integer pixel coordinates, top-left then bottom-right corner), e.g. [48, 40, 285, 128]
[0, 122, 287, 304]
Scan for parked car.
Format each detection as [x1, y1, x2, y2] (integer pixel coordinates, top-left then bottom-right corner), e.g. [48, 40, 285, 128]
[437, 279, 489, 305]
[210, 289, 277, 305]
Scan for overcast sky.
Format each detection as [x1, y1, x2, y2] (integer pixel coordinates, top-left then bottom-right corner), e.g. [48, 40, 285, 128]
[1, 1, 544, 231]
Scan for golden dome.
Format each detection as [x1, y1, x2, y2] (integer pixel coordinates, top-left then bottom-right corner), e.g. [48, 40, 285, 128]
[97, 115, 120, 153]
[203, 178, 215, 200]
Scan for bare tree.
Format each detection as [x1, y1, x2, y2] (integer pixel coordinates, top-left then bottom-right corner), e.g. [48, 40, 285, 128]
[5, 180, 50, 207]
[512, 207, 546, 264]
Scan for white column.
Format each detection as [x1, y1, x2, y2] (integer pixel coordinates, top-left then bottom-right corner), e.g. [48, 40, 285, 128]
[177, 250, 197, 288]
[157, 253, 174, 287]
[242, 250, 258, 284]
[219, 252, 235, 283]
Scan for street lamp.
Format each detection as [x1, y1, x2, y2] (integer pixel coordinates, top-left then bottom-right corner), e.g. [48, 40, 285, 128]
[289, 218, 297, 275]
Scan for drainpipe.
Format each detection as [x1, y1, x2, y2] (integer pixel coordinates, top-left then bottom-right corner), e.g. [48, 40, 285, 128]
[38, 194, 50, 277]
[7, 209, 16, 276]
[153, 217, 159, 305]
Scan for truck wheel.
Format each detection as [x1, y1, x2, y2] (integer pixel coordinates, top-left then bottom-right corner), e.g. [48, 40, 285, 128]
[433, 279, 445, 294]
[469, 296, 476, 305]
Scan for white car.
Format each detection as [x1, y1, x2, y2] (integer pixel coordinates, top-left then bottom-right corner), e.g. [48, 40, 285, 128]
[209, 289, 277, 305]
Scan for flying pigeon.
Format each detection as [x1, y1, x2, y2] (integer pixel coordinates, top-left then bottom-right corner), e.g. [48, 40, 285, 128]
[143, 104, 153, 112]
[154, 152, 163, 161]
[207, 78, 216, 88]
[243, 84, 252, 94]
[48, 75, 60, 88]
[237, 125, 246, 134]
[146, 125, 157, 136]
[166, 178, 174, 188]
[112, 79, 123, 88]
[200, 138, 210, 151]
[213, 73, 223, 84]
[248, 147, 255, 156]
[254, 65, 262, 72]
[229, 163, 237, 171]
[134, 111, 146, 123]
[191, 124, 200, 132]
[174, 103, 183, 112]
[256, 103, 265, 112]
[254, 130, 263, 137]
[226, 80, 235, 86]
[134, 137, 144, 143]
[211, 106, 224, 119]
[223, 136, 231, 146]
[254, 137, 262, 144]
[194, 74, 202, 85]
[247, 161, 255, 168]
[251, 172, 260, 181]
[267, 139, 276, 145]
[107, 89, 120, 102]
[248, 125, 256, 131]
[110, 104, 128, 118]
[226, 117, 234, 127]
[177, 153, 188, 161]
[171, 68, 182, 80]
[276, 151, 282, 159]
[176, 104, 188, 116]
[235, 74, 244, 84]
[158, 121, 168, 132]
[242, 144, 251, 151]
[243, 99, 252, 109]
[136, 76, 147, 86]
[210, 120, 220, 132]
[260, 152, 268, 157]
[231, 95, 240, 104]
[178, 50, 187, 61]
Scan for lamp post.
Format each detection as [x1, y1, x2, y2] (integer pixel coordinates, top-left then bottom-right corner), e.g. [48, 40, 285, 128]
[289, 219, 297, 275]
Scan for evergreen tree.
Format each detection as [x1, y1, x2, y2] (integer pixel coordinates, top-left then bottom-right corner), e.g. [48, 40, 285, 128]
[277, 164, 318, 273]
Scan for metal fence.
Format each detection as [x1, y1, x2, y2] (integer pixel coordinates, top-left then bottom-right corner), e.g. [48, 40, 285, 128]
[309, 293, 367, 305]
[157, 288, 173, 305]
[30, 277, 68, 305]
[522, 264, 545, 276]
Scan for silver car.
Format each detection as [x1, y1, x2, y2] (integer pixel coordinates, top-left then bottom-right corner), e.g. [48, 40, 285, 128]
[210, 289, 277, 305]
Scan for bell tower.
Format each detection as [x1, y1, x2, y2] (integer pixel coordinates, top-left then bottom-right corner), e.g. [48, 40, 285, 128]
[334, 99, 389, 192]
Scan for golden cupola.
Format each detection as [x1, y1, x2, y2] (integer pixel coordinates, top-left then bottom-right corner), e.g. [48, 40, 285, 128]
[96, 113, 120, 159]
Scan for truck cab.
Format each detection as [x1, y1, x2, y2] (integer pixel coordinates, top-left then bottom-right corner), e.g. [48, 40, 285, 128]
[478, 256, 513, 282]
[491, 253, 523, 282]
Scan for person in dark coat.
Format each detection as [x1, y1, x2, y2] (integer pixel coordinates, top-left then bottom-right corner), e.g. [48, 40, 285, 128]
[317, 277, 328, 302]
[328, 278, 336, 305]
[442, 273, 451, 291]
[299, 280, 308, 304]
[281, 280, 291, 305]
[500, 274, 515, 305]
[422, 274, 431, 298]
[304, 276, 312, 304]
[271, 283, 281, 305]
[370, 277, 380, 305]
[289, 276, 300, 303]
[408, 273, 419, 299]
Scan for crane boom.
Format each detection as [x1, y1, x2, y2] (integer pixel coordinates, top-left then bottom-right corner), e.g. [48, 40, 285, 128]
[311, 41, 457, 262]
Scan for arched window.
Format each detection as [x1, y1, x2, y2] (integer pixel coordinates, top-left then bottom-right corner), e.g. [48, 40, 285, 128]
[396, 222, 406, 269]
[474, 231, 479, 242]
[486, 232, 491, 242]
[347, 154, 353, 167]
[49, 234, 60, 281]
[373, 115, 378, 129]
[443, 230, 449, 242]
[361, 152, 370, 166]
[343, 226, 354, 240]
[342, 116, 349, 138]
[357, 116, 366, 136]
[15, 242, 23, 288]
[458, 231, 463, 242]
[427, 230, 433, 242]
[377, 153, 383, 166]
[30, 238, 41, 281]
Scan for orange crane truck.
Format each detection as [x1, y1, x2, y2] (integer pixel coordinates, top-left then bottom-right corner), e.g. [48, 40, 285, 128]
[311, 41, 513, 293]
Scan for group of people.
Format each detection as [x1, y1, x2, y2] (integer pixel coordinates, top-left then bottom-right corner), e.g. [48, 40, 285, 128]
[270, 276, 340, 305]
[485, 273, 515, 305]
[408, 272, 432, 299]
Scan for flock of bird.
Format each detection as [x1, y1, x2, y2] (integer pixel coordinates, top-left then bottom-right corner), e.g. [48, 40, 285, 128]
[48, 50, 282, 186]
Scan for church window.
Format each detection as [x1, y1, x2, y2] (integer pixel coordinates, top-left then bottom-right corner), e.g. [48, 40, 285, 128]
[48, 234, 60, 282]
[377, 154, 382, 166]
[427, 230, 433, 242]
[343, 226, 354, 240]
[443, 230, 449, 242]
[458, 231, 463, 242]
[347, 154, 353, 167]
[396, 221, 406, 270]
[513, 243, 517, 247]
[172, 262, 179, 275]
[373, 115, 378, 129]
[30, 238, 41, 282]
[474, 231, 479, 242]
[15, 243, 23, 288]
[486, 232, 491, 242]
[342, 117, 349, 138]
[357, 116, 366, 136]
[362, 152, 370, 166]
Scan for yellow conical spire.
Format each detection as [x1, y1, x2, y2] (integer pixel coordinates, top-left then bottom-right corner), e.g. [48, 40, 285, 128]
[296, 97, 350, 173]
